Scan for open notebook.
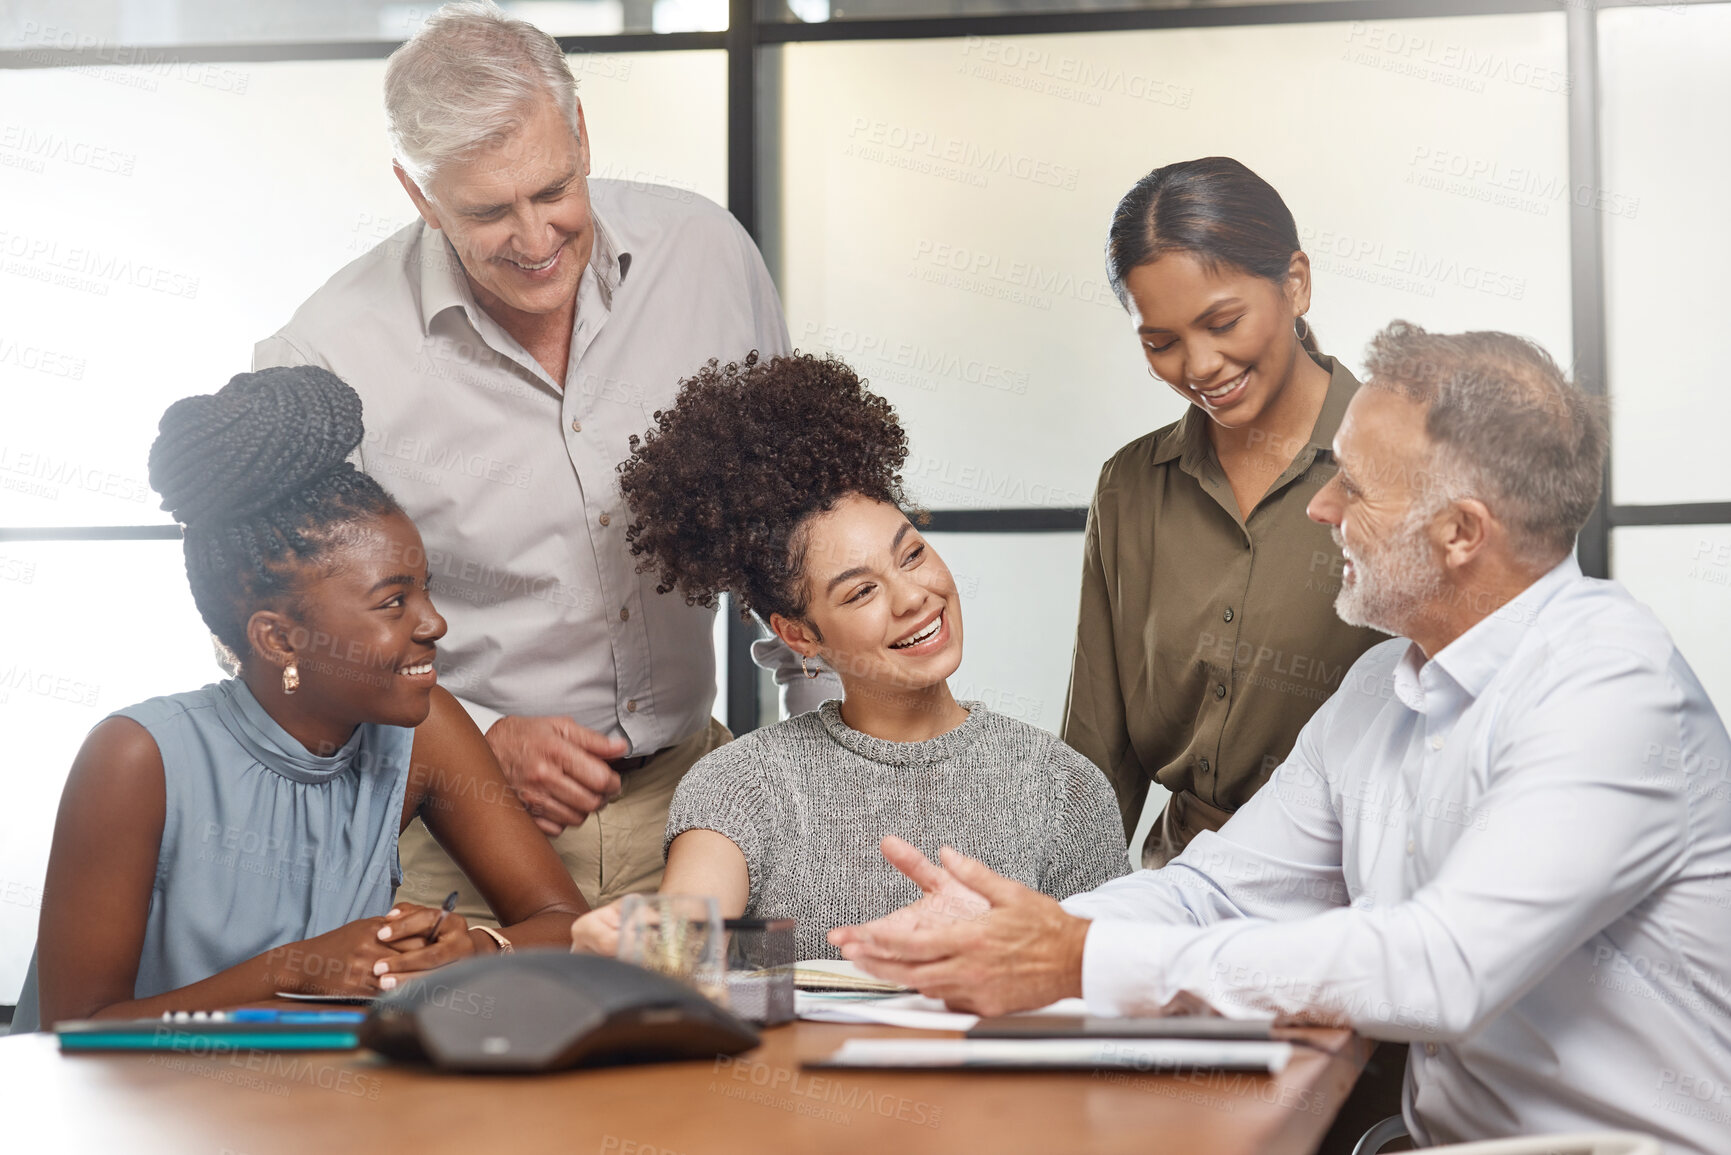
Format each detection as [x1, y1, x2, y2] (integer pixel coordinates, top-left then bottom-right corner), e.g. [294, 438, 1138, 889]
[793, 958, 910, 995]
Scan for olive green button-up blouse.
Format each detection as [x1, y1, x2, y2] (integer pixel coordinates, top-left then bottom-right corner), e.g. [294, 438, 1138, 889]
[1062, 356, 1386, 867]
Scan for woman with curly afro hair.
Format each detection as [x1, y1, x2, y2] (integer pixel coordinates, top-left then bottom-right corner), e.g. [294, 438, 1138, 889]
[570, 353, 1128, 962]
[12, 367, 586, 1033]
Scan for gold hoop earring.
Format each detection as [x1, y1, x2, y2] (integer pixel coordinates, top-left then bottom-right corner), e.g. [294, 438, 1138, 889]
[801, 656, 821, 680]
[282, 663, 300, 695]
[1295, 316, 1311, 343]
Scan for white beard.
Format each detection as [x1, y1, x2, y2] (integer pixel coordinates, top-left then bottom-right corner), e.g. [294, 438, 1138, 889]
[1333, 509, 1447, 637]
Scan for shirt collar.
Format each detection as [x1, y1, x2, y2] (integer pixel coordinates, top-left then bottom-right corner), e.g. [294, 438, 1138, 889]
[416, 222, 471, 335]
[414, 207, 632, 337]
[1149, 354, 1358, 472]
[1306, 355, 1357, 460]
[588, 208, 630, 309]
[1392, 554, 1582, 711]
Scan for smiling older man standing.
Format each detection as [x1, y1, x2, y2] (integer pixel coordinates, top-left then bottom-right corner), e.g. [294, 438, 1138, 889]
[255, 1, 836, 920]
[833, 322, 1731, 1155]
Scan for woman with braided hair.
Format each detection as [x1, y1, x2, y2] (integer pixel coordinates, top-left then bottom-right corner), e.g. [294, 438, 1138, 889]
[10, 366, 586, 1033]
[569, 353, 1127, 962]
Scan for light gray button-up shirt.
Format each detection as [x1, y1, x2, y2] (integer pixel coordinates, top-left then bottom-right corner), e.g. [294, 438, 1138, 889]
[255, 180, 834, 752]
[1064, 557, 1731, 1155]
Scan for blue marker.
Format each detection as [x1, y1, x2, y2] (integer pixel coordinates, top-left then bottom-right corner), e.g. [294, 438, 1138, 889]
[228, 1009, 368, 1024]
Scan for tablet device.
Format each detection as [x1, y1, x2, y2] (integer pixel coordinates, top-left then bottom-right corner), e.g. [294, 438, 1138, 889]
[809, 1037, 1293, 1073]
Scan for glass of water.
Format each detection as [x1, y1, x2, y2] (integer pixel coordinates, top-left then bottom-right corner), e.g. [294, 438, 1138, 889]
[616, 894, 728, 1007]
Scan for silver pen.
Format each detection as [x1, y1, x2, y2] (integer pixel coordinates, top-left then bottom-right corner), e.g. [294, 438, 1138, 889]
[426, 890, 460, 944]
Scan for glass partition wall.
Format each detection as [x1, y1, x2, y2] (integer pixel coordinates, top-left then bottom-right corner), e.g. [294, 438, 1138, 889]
[4, 0, 1728, 1003]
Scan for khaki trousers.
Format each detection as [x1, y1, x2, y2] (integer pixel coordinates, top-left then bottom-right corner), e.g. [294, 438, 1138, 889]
[395, 718, 732, 924]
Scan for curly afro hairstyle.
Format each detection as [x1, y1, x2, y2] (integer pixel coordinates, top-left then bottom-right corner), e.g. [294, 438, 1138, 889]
[148, 365, 403, 657]
[617, 351, 910, 626]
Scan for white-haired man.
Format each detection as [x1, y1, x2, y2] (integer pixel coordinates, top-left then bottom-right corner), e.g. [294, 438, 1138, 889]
[832, 323, 1731, 1154]
[255, 1, 837, 916]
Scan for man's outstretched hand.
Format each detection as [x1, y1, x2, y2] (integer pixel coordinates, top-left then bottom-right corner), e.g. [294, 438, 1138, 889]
[827, 835, 1091, 1017]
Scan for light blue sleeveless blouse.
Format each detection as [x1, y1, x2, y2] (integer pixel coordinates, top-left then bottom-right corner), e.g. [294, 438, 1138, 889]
[10, 679, 413, 1032]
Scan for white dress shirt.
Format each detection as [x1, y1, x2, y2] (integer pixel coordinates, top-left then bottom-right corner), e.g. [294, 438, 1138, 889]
[1063, 557, 1731, 1155]
[255, 181, 839, 751]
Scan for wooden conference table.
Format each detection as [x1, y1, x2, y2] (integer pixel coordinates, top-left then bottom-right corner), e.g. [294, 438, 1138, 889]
[0, 1014, 1371, 1154]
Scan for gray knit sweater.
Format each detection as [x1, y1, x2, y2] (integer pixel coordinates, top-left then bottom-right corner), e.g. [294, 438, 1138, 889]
[664, 700, 1130, 961]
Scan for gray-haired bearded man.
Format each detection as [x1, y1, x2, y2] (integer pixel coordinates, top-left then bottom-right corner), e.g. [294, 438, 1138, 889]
[834, 323, 1731, 1155]
[255, 0, 838, 917]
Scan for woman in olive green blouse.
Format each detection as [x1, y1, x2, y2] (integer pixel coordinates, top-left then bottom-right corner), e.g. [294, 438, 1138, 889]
[1063, 156, 1385, 868]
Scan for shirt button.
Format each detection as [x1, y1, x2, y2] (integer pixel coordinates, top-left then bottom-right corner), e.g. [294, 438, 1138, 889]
[619, 607, 630, 621]
[1430, 735, 1444, 751]
[1406, 838, 1416, 856]
[1223, 607, 1234, 623]
[1214, 683, 1227, 700]
[1200, 758, 1211, 774]
[1425, 1043, 1438, 1057]
[570, 418, 582, 433]
[598, 513, 610, 527]
[625, 699, 637, 713]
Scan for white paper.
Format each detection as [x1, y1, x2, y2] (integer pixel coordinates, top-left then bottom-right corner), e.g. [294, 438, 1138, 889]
[795, 993, 1094, 1031]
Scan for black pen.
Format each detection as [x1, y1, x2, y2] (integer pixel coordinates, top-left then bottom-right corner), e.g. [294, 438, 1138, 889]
[426, 890, 459, 944]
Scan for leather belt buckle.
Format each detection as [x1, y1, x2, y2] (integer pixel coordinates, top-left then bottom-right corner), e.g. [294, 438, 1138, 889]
[608, 752, 654, 774]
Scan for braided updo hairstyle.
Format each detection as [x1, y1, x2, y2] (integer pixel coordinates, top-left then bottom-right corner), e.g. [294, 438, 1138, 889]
[148, 366, 402, 658]
[617, 352, 910, 626]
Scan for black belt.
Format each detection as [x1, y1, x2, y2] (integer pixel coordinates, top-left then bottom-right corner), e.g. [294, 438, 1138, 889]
[608, 749, 664, 774]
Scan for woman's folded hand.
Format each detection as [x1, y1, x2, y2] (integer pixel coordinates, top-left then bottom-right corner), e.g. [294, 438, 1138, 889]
[371, 902, 480, 990]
